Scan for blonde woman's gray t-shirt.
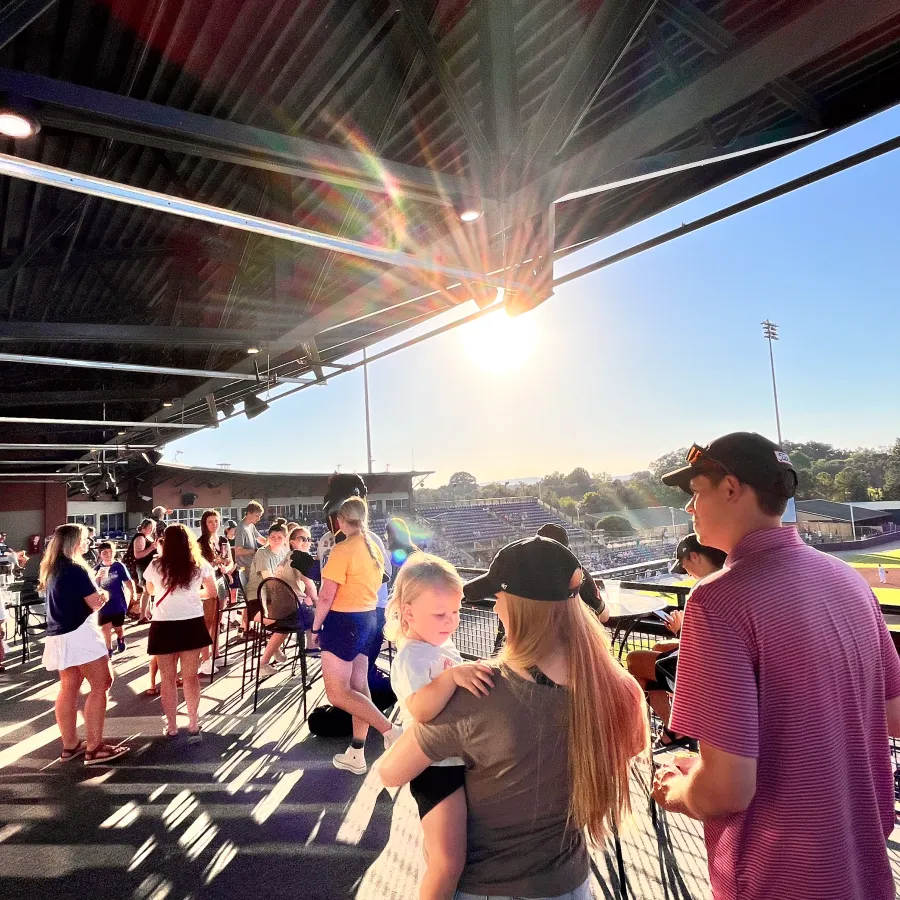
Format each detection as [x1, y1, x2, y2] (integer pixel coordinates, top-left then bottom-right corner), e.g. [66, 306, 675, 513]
[414, 665, 587, 898]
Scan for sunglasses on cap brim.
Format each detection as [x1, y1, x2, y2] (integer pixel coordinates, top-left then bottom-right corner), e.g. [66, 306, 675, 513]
[686, 443, 731, 476]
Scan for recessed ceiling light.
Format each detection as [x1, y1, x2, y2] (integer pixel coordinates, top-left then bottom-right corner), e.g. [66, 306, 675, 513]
[458, 209, 483, 223]
[0, 112, 39, 139]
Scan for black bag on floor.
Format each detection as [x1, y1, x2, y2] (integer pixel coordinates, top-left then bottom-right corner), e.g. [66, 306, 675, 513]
[308, 669, 397, 739]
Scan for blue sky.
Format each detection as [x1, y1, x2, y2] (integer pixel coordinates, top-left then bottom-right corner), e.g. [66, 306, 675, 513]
[171, 105, 900, 486]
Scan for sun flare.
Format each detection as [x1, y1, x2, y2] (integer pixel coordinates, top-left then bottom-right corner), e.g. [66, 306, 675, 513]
[461, 310, 539, 373]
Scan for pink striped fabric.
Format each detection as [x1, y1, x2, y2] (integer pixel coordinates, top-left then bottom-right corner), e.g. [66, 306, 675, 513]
[671, 526, 900, 900]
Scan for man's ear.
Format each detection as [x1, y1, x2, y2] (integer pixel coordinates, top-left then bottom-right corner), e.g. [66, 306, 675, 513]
[721, 474, 744, 503]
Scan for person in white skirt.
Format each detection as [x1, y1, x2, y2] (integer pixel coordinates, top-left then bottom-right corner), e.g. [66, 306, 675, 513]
[143, 524, 216, 741]
[41, 523, 130, 766]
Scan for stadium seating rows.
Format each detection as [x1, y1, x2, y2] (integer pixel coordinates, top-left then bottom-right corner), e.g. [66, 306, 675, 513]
[418, 499, 589, 546]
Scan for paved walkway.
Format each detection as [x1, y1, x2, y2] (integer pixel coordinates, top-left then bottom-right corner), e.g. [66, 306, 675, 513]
[0, 622, 896, 900]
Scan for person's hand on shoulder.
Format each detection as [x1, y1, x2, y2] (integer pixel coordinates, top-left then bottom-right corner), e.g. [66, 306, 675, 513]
[449, 662, 494, 697]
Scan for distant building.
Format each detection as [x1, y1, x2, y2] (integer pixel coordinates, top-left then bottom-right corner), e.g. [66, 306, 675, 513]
[66, 464, 429, 535]
[794, 499, 893, 541]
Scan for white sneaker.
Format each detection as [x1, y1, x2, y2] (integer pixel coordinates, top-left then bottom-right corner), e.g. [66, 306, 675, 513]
[198, 659, 214, 676]
[333, 747, 367, 775]
[383, 725, 403, 750]
[273, 648, 287, 664]
[258, 662, 279, 679]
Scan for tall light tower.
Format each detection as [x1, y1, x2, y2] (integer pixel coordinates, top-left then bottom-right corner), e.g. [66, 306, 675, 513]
[761, 320, 783, 445]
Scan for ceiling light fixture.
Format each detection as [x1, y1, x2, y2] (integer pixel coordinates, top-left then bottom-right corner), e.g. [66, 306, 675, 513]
[458, 208, 482, 223]
[0, 111, 39, 139]
[162, 400, 174, 407]
[246, 345, 261, 355]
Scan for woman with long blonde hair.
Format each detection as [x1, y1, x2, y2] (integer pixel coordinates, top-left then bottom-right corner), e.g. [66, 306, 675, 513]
[311, 496, 401, 775]
[41, 523, 130, 765]
[381, 536, 648, 900]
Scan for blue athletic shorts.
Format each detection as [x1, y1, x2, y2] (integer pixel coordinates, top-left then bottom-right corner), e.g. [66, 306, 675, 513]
[319, 610, 378, 662]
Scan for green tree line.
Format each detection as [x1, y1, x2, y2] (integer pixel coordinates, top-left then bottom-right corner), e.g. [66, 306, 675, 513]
[416, 439, 900, 512]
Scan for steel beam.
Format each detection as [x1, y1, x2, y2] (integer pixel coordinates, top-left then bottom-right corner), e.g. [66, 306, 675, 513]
[552, 133, 900, 287]
[769, 76, 821, 127]
[397, 0, 491, 161]
[657, 0, 733, 53]
[0, 351, 315, 385]
[658, 0, 821, 126]
[0, 0, 56, 49]
[0, 152, 515, 289]
[0, 471, 101, 477]
[0, 416, 202, 430]
[555, 126, 821, 203]
[0, 147, 133, 306]
[506, 0, 898, 213]
[300, 337, 326, 383]
[0, 389, 176, 406]
[0, 68, 473, 205]
[476, 0, 522, 166]
[518, 0, 658, 172]
[0, 443, 157, 450]
[0, 322, 285, 347]
[0, 459, 127, 464]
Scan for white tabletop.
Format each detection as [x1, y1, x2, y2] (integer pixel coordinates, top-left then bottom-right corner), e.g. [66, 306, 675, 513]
[600, 587, 670, 618]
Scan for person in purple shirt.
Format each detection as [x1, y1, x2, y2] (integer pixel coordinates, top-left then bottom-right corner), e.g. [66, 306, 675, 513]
[653, 432, 900, 900]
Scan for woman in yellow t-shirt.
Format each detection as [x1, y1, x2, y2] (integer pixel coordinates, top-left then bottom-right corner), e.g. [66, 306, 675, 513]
[311, 496, 401, 774]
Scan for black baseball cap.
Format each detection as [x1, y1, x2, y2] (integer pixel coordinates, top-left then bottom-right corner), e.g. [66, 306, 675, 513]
[670, 533, 727, 575]
[464, 536, 582, 603]
[662, 432, 798, 497]
[536, 522, 569, 547]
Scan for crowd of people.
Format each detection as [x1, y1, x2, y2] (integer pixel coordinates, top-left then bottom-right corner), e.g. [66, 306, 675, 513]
[4, 429, 900, 900]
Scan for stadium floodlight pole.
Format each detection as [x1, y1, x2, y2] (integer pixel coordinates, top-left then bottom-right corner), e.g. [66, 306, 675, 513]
[363, 347, 373, 475]
[761, 320, 783, 445]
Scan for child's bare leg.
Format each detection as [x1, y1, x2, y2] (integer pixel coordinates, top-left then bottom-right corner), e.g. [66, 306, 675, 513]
[148, 656, 158, 689]
[419, 786, 466, 900]
[101, 622, 113, 650]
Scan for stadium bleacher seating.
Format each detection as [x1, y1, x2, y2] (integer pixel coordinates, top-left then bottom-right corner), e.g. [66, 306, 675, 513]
[416, 498, 678, 577]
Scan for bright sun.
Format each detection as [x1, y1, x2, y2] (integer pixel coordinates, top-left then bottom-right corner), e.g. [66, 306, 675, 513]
[461, 309, 539, 373]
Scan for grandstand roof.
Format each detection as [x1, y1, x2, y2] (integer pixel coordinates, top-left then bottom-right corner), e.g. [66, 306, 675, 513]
[795, 499, 892, 523]
[2, 0, 900, 485]
[95, 462, 428, 503]
[619, 506, 693, 531]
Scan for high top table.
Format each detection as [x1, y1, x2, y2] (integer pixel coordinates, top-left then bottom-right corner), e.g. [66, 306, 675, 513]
[601, 585, 671, 658]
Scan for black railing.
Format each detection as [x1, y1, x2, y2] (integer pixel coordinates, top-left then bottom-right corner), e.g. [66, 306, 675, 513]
[454, 564, 691, 660]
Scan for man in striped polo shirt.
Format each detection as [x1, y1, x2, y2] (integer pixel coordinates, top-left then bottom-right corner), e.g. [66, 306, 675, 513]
[652, 432, 900, 900]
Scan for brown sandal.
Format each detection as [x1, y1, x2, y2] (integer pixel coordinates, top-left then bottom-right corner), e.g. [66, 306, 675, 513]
[60, 740, 87, 761]
[83, 743, 130, 766]
[145, 686, 160, 696]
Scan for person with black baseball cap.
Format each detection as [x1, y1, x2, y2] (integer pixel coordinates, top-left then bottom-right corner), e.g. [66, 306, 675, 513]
[627, 533, 726, 749]
[652, 432, 900, 900]
[382, 536, 647, 900]
[534, 523, 609, 622]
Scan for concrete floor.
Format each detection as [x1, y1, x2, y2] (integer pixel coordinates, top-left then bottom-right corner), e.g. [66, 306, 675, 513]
[0, 620, 897, 900]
